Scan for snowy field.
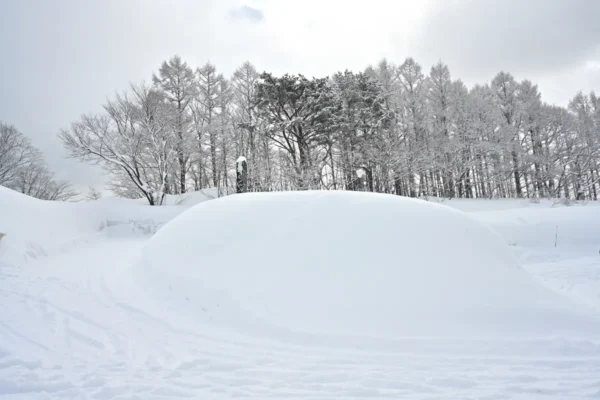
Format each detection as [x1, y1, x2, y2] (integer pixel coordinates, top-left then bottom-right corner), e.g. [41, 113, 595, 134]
[1, 187, 600, 399]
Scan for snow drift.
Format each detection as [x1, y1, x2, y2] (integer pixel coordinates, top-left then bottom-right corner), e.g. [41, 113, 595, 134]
[0, 186, 214, 266]
[140, 191, 598, 338]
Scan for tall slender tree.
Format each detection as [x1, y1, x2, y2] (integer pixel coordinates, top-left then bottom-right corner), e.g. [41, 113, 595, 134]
[152, 55, 196, 194]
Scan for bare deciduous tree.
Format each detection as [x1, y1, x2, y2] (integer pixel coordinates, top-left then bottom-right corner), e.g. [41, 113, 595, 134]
[57, 55, 600, 202]
[152, 55, 196, 194]
[1, 122, 76, 201]
[60, 83, 177, 205]
[86, 186, 103, 201]
[0, 122, 37, 186]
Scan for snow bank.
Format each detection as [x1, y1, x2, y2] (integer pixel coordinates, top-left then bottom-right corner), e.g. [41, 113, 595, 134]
[141, 191, 598, 338]
[0, 187, 94, 265]
[425, 197, 600, 212]
[0, 186, 199, 265]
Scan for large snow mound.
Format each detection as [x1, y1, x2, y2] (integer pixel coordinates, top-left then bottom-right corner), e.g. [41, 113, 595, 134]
[141, 191, 598, 338]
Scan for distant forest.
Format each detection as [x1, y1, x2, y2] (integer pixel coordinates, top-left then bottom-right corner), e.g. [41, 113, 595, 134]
[20, 56, 600, 204]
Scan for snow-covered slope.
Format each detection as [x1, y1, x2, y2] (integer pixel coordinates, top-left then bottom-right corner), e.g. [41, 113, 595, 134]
[140, 191, 597, 338]
[426, 196, 600, 212]
[1, 187, 600, 399]
[161, 188, 221, 206]
[473, 206, 600, 249]
[0, 186, 217, 266]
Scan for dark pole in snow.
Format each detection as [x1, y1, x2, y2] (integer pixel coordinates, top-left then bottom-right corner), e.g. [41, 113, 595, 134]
[236, 156, 248, 193]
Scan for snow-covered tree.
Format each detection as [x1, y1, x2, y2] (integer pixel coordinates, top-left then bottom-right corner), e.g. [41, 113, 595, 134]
[396, 58, 428, 196]
[0, 122, 38, 187]
[332, 71, 392, 192]
[231, 61, 268, 191]
[255, 73, 339, 189]
[57, 57, 599, 201]
[60, 83, 178, 205]
[568, 92, 600, 200]
[1, 122, 76, 201]
[12, 153, 76, 201]
[427, 62, 454, 197]
[196, 62, 225, 188]
[490, 72, 524, 197]
[86, 186, 103, 201]
[152, 55, 196, 194]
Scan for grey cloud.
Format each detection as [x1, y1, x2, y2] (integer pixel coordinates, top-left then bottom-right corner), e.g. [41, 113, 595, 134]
[409, 0, 600, 83]
[229, 5, 264, 22]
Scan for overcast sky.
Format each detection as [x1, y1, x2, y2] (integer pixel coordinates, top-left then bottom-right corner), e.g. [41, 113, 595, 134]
[1, 0, 599, 192]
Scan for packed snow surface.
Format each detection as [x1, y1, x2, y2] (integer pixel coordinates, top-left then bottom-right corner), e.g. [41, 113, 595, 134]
[1, 186, 600, 399]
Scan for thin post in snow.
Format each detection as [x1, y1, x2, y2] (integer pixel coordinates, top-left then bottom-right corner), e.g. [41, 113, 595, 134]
[554, 225, 558, 248]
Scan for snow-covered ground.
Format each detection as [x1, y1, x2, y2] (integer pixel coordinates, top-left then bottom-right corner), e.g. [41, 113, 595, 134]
[1, 187, 599, 399]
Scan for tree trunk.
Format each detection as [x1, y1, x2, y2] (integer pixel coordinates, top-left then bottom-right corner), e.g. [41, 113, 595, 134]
[512, 149, 522, 197]
[365, 166, 374, 192]
[394, 176, 402, 196]
[210, 132, 218, 187]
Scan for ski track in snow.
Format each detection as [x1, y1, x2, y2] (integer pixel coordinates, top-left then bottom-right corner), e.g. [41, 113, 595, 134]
[1, 223, 600, 398]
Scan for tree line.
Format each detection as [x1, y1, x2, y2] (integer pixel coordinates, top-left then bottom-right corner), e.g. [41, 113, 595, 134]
[50, 55, 600, 204]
